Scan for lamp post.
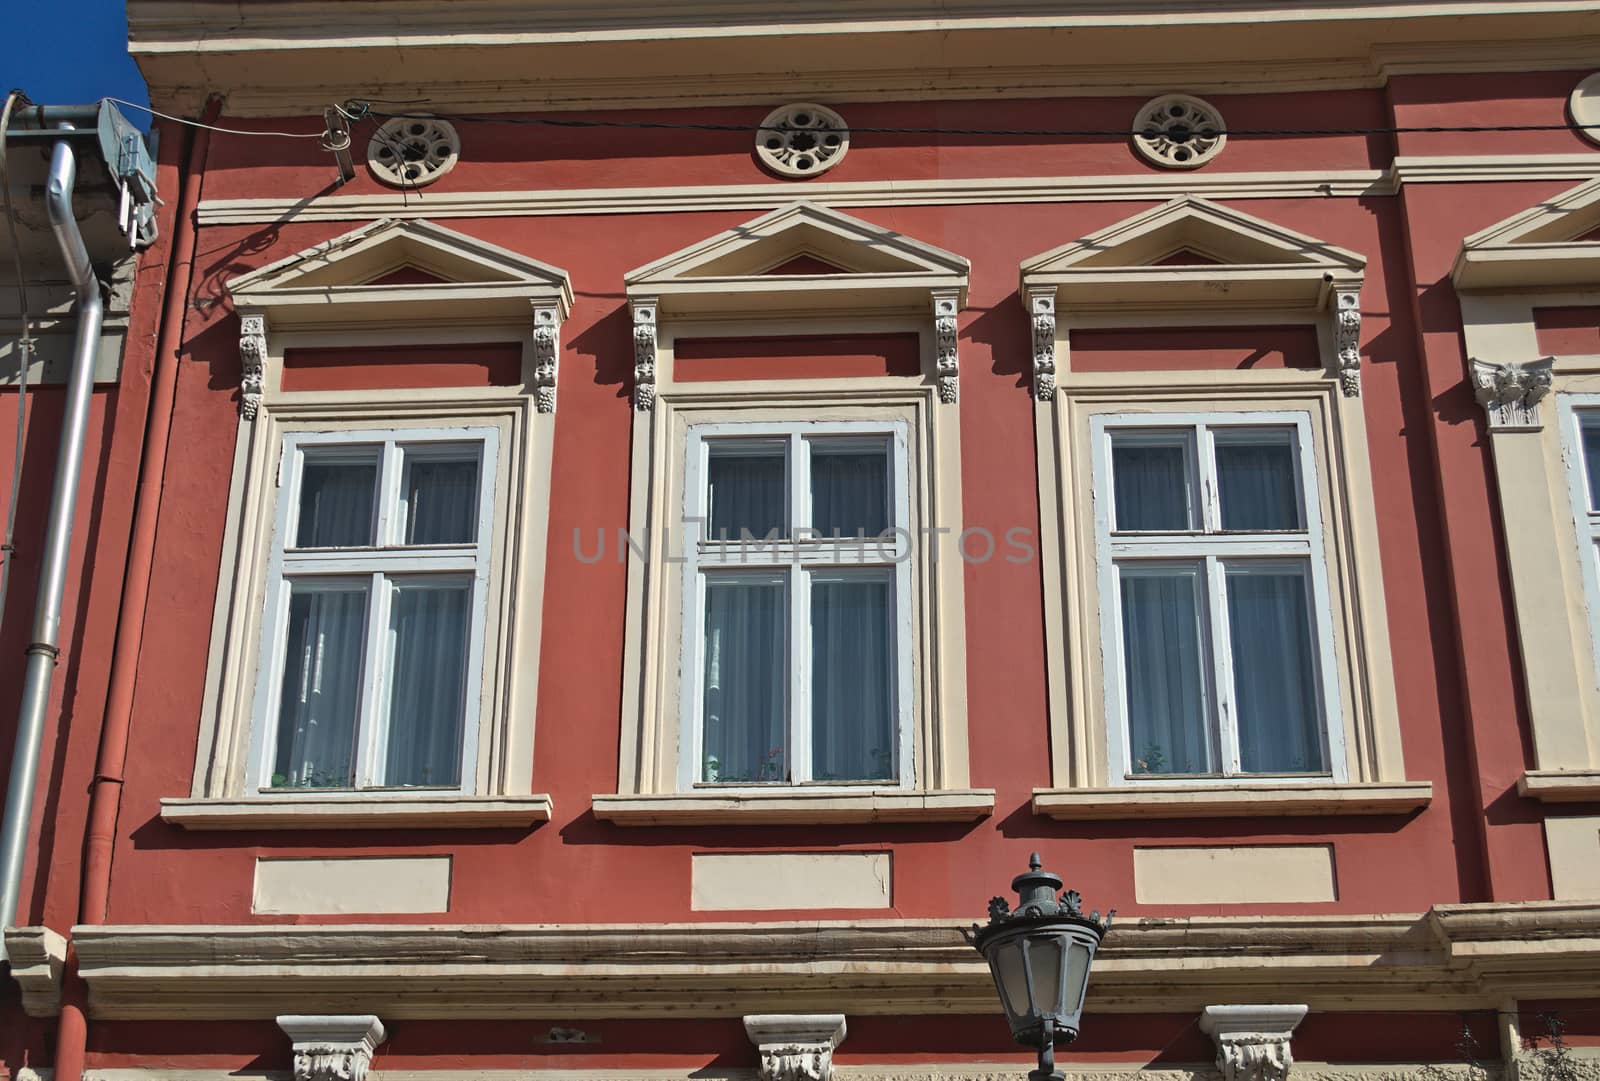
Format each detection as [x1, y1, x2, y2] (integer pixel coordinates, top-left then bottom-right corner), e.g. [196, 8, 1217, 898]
[963, 853, 1114, 1081]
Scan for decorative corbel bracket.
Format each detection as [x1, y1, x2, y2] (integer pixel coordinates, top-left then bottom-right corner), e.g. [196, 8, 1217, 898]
[1028, 286, 1057, 401]
[531, 300, 562, 414]
[1333, 285, 1362, 398]
[1472, 356, 1555, 432]
[932, 289, 960, 404]
[277, 1014, 387, 1081]
[3, 926, 67, 1017]
[744, 1014, 847, 1081]
[631, 297, 658, 412]
[1201, 1004, 1308, 1081]
[239, 311, 267, 420]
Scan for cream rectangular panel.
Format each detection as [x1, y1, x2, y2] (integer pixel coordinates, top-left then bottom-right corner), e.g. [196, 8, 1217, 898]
[1133, 845, 1336, 905]
[1545, 817, 1600, 900]
[690, 852, 891, 911]
[252, 856, 452, 915]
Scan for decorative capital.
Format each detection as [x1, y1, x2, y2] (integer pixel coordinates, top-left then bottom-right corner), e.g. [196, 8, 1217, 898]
[932, 289, 960, 405]
[1028, 287, 1057, 401]
[631, 298, 658, 412]
[531, 300, 561, 414]
[1333, 285, 1361, 398]
[1472, 356, 1555, 431]
[1200, 1005, 1308, 1081]
[277, 1015, 386, 1081]
[744, 1015, 847, 1081]
[239, 312, 268, 420]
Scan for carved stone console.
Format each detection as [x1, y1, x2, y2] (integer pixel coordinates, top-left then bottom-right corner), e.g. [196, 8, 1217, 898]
[277, 1014, 387, 1081]
[632, 297, 658, 411]
[1471, 357, 1556, 431]
[1200, 1004, 1308, 1081]
[744, 1014, 847, 1081]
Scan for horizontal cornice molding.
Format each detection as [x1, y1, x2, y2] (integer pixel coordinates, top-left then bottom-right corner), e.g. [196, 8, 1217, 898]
[68, 901, 1600, 1020]
[192, 156, 1600, 228]
[82, 1066, 1522, 1081]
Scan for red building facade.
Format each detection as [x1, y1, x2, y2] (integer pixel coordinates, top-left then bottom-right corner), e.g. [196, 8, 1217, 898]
[3, 6, 1600, 1081]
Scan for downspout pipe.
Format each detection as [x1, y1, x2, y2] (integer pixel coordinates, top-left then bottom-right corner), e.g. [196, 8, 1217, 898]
[0, 126, 106, 948]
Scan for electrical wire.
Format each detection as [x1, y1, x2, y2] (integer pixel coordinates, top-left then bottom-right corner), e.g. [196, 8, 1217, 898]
[102, 97, 325, 138]
[0, 88, 35, 635]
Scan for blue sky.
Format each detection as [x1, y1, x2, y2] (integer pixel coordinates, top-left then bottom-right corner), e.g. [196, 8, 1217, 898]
[4, 0, 150, 123]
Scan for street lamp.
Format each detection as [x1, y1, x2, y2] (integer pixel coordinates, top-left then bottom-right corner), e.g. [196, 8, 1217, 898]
[963, 852, 1114, 1081]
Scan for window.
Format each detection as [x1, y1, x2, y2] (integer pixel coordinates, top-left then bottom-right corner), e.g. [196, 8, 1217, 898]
[1562, 401, 1600, 690]
[249, 427, 497, 793]
[1092, 413, 1346, 784]
[679, 421, 913, 789]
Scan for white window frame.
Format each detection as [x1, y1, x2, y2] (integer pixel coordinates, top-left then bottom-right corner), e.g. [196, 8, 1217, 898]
[1560, 396, 1600, 692]
[1091, 410, 1348, 786]
[678, 420, 915, 791]
[248, 425, 499, 795]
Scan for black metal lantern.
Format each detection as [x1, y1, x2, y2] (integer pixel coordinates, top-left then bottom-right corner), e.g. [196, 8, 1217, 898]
[963, 853, 1114, 1081]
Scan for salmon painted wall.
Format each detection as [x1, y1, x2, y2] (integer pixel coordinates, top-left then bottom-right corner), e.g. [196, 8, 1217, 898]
[8, 76, 1594, 956]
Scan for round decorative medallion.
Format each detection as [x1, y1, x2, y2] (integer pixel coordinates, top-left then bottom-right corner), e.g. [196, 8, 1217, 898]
[367, 117, 461, 187]
[1571, 73, 1600, 147]
[755, 103, 850, 178]
[1131, 94, 1227, 170]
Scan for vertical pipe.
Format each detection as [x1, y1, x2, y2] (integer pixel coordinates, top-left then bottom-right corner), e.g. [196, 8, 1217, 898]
[0, 129, 105, 944]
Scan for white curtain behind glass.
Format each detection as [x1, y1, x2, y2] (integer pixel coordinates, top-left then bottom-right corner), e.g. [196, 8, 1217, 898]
[1120, 570, 1212, 774]
[384, 581, 471, 787]
[404, 457, 479, 545]
[273, 585, 367, 787]
[811, 447, 888, 537]
[812, 576, 895, 781]
[297, 458, 376, 547]
[1227, 568, 1324, 772]
[708, 451, 785, 539]
[702, 580, 786, 782]
[1215, 438, 1300, 530]
[1112, 443, 1190, 530]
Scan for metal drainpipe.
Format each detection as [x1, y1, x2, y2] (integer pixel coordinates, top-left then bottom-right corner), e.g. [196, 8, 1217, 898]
[0, 125, 106, 949]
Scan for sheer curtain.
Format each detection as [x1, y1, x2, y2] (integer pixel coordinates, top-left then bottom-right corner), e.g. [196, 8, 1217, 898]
[1120, 569, 1212, 774]
[1584, 421, 1600, 509]
[708, 450, 785, 539]
[297, 458, 376, 547]
[1111, 442, 1191, 530]
[1227, 567, 1324, 773]
[384, 581, 471, 787]
[702, 580, 786, 782]
[811, 576, 895, 781]
[811, 446, 888, 537]
[273, 584, 368, 787]
[1215, 437, 1300, 530]
[403, 456, 479, 545]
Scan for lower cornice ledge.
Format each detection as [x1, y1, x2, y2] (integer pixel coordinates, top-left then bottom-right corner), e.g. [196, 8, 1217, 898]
[77, 1068, 1518, 1081]
[159, 794, 553, 830]
[1517, 770, 1600, 802]
[1031, 781, 1432, 820]
[592, 788, 995, 825]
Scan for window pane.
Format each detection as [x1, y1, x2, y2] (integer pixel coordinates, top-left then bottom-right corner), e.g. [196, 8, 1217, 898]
[383, 580, 471, 787]
[707, 444, 786, 540]
[1120, 567, 1213, 775]
[1227, 565, 1326, 773]
[1111, 438, 1192, 531]
[812, 575, 895, 781]
[1583, 419, 1600, 511]
[297, 453, 377, 547]
[402, 451, 480, 545]
[702, 578, 786, 782]
[811, 441, 890, 538]
[1216, 430, 1302, 530]
[272, 583, 368, 788]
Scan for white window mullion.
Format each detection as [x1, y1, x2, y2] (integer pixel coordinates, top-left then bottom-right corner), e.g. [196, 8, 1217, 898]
[352, 571, 392, 787]
[1198, 424, 1221, 533]
[790, 562, 811, 784]
[1206, 557, 1241, 776]
[374, 441, 402, 546]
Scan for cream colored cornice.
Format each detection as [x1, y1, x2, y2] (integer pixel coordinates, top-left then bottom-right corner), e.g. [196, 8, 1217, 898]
[68, 901, 1600, 1020]
[1453, 177, 1600, 290]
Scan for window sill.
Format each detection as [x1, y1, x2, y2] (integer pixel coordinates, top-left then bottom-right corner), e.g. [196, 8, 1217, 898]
[159, 794, 554, 831]
[591, 788, 995, 826]
[1031, 781, 1432, 820]
[1517, 770, 1600, 802]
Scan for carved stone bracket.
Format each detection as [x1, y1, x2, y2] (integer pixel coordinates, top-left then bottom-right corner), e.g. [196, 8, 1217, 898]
[277, 1014, 387, 1081]
[1028, 287, 1057, 401]
[239, 312, 267, 420]
[1333, 286, 1361, 398]
[1472, 356, 1555, 431]
[531, 300, 561, 414]
[744, 1014, 847, 1081]
[632, 298, 658, 411]
[1200, 1004, 1308, 1081]
[933, 290, 960, 404]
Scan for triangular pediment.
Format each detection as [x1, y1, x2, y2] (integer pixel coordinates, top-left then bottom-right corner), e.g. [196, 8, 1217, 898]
[1453, 179, 1600, 291]
[1020, 197, 1363, 312]
[625, 202, 968, 315]
[229, 218, 573, 316]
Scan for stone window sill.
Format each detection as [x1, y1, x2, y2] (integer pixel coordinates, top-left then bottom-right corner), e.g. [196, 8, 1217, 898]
[1031, 780, 1432, 820]
[1517, 770, 1600, 802]
[592, 788, 995, 826]
[159, 794, 553, 830]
